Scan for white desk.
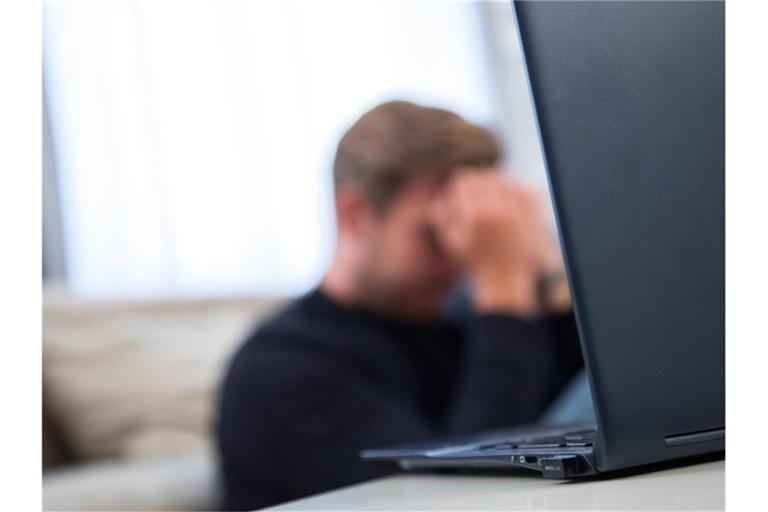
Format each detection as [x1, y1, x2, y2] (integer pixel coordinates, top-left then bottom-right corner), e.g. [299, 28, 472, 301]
[266, 460, 724, 511]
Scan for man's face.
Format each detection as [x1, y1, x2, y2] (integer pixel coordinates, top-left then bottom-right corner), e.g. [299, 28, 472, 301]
[353, 176, 462, 321]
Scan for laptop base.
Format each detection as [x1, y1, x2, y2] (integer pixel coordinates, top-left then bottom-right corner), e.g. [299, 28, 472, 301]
[361, 422, 598, 479]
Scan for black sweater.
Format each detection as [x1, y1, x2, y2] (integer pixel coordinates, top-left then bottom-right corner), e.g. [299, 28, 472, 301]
[216, 289, 583, 510]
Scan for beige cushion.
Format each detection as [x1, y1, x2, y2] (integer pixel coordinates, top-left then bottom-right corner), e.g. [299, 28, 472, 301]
[43, 293, 285, 462]
[42, 451, 215, 511]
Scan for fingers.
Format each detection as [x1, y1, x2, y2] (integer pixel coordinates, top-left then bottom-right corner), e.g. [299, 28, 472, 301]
[428, 179, 471, 259]
[428, 190, 462, 253]
[446, 170, 540, 228]
[430, 169, 554, 276]
[450, 171, 504, 225]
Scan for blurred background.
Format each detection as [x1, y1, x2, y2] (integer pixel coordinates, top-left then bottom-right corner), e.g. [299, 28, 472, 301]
[42, 1, 556, 510]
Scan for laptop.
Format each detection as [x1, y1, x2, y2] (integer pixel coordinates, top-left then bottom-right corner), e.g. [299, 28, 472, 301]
[361, 0, 725, 478]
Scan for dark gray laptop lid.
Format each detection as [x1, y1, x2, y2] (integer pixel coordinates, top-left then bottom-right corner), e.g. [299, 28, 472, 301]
[514, 1, 724, 470]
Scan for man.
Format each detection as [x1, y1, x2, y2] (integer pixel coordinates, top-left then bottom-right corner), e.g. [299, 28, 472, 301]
[216, 101, 582, 510]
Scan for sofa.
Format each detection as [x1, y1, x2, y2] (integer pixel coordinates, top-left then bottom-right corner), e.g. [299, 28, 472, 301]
[42, 287, 286, 511]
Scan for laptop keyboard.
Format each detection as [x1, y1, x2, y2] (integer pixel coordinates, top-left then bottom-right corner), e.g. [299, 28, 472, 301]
[479, 428, 596, 451]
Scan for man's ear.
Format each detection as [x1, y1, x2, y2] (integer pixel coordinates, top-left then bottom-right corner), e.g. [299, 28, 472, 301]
[334, 186, 374, 235]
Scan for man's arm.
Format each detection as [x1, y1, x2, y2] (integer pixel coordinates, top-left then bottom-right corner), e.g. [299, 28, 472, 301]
[548, 310, 585, 387]
[216, 338, 433, 510]
[217, 315, 582, 511]
[442, 313, 564, 433]
[431, 171, 584, 432]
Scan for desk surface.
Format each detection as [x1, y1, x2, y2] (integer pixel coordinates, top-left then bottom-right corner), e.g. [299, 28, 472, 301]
[267, 460, 724, 511]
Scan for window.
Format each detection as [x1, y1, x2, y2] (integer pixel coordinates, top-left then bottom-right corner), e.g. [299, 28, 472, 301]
[44, 1, 549, 299]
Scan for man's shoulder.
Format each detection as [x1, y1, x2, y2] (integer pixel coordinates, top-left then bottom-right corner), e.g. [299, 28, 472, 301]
[222, 291, 375, 400]
[228, 289, 408, 387]
[229, 289, 353, 373]
[245, 290, 335, 347]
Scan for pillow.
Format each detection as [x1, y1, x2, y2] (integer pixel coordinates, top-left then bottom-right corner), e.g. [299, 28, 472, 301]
[43, 296, 285, 462]
[42, 451, 215, 511]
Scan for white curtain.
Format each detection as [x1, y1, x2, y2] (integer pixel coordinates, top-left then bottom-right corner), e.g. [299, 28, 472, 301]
[43, 0, 519, 299]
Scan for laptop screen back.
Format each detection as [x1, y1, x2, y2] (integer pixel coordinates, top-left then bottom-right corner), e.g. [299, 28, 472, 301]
[514, 0, 724, 470]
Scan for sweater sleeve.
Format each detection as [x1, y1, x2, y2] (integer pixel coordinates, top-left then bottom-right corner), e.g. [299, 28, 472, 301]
[216, 312, 584, 510]
[441, 314, 564, 433]
[547, 311, 585, 396]
[216, 338, 434, 510]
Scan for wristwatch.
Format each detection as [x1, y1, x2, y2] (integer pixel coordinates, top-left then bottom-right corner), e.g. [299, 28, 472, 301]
[537, 270, 567, 307]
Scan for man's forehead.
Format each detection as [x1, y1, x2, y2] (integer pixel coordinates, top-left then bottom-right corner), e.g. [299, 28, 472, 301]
[390, 175, 446, 213]
[385, 167, 498, 218]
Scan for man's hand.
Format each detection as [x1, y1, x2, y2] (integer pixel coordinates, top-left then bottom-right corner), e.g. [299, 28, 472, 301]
[430, 171, 551, 317]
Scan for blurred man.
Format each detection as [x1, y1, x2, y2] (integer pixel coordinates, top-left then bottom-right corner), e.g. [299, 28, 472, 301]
[217, 101, 582, 510]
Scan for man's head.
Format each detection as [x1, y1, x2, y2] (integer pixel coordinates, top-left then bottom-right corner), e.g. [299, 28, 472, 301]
[326, 100, 501, 321]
